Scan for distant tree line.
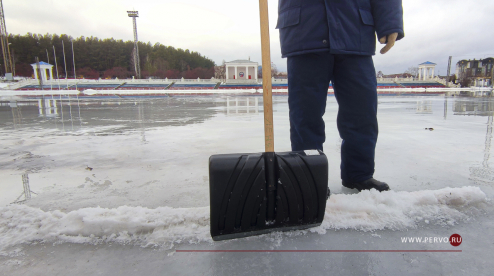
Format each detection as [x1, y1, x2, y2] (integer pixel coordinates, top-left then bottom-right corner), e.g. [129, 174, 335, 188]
[3, 33, 215, 79]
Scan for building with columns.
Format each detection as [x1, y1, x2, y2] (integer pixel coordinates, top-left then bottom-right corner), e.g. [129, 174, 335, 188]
[418, 61, 436, 80]
[225, 60, 258, 82]
[31, 61, 54, 81]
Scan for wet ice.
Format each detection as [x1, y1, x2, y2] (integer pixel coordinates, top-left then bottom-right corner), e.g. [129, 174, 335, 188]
[1, 95, 494, 275]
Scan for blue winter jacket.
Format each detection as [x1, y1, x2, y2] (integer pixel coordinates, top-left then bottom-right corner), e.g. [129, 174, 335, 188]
[276, 0, 404, 57]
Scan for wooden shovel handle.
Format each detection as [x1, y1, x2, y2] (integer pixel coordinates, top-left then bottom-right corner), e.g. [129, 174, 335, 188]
[259, 0, 274, 152]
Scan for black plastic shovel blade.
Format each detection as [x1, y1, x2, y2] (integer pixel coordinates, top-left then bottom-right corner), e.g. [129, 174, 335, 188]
[209, 150, 328, 241]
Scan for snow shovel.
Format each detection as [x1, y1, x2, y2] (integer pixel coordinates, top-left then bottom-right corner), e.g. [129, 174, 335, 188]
[208, 0, 329, 241]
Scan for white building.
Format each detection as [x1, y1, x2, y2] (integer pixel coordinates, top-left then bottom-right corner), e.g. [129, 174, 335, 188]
[418, 61, 436, 81]
[31, 61, 54, 81]
[225, 60, 258, 81]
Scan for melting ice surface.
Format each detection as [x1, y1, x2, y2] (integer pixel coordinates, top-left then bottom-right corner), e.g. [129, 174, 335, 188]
[0, 95, 493, 252]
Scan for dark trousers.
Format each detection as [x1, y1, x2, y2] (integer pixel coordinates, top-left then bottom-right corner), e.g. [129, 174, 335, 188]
[287, 52, 378, 183]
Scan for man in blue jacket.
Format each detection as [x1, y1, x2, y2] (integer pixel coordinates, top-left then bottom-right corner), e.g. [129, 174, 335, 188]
[276, 0, 404, 191]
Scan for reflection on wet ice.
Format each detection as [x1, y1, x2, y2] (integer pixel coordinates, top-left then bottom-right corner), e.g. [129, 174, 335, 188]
[9, 95, 86, 132]
[454, 99, 494, 116]
[483, 116, 493, 168]
[444, 97, 448, 119]
[9, 101, 22, 129]
[37, 99, 58, 117]
[1, 97, 270, 135]
[0, 97, 223, 134]
[225, 96, 260, 115]
[416, 100, 433, 114]
[3, 95, 494, 206]
[137, 100, 146, 142]
[12, 173, 37, 204]
[470, 115, 494, 183]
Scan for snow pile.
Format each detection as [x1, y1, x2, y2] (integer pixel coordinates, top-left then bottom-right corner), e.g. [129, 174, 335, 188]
[0, 187, 488, 250]
[314, 186, 488, 234]
[0, 205, 210, 251]
[82, 89, 98, 95]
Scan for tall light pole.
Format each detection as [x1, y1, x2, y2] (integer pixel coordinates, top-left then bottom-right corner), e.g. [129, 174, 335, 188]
[46, 48, 52, 90]
[53, 46, 61, 90]
[72, 40, 77, 90]
[0, 0, 13, 76]
[127, 10, 141, 79]
[62, 40, 68, 89]
[446, 56, 452, 88]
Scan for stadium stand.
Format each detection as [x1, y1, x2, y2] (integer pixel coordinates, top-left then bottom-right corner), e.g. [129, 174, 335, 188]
[218, 83, 291, 90]
[398, 82, 445, 88]
[16, 83, 120, 91]
[72, 83, 120, 90]
[168, 83, 217, 90]
[377, 82, 402, 88]
[13, 79, 447, 92]
[15, 84, 73, 90]
[219, 83, 262, 90]
[117, 83, 172, 90]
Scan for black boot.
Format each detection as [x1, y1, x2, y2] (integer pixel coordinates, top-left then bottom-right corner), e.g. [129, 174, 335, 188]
[342, 178, 390, 192]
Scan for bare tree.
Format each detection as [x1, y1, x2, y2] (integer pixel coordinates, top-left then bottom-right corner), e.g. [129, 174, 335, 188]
[271, 62, 278, 77]
[275, 71, 287, 79]
[405, 66, 419, 78]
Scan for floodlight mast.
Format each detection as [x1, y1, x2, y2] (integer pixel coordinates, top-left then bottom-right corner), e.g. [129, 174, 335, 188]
[127, 10, 141, 79]
[0, 0, 13, 74]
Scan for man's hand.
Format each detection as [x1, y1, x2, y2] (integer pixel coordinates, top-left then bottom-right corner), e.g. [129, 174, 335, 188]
[379, 33, 398, 54]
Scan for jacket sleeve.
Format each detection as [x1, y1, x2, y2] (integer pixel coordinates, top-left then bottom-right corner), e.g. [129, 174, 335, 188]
[370, 0, 404, 41]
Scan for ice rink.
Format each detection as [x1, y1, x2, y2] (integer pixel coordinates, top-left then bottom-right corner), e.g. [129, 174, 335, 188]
[1, 95, 493, 275]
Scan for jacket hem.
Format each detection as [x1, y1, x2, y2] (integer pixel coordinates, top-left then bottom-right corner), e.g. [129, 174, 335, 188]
[281, 48, 375, 58]
[281, 48, 329, 58]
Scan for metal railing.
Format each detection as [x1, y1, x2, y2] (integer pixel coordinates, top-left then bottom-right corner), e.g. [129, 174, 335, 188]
[5, 76, 466, 90]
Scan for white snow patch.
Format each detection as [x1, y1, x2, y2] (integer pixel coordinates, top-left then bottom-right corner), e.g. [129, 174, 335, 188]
[0, 205, 210, 250]
[312, 186, 488, 234]
[82, 89, 98, 95]
[0, 186, 488, 250]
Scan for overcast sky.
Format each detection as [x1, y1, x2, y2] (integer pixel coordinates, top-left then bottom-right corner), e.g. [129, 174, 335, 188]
[5, 0, 494, 75]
